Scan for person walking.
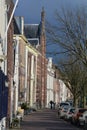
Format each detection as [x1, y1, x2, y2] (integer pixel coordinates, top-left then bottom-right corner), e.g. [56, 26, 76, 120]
[50, 100, 53, 109]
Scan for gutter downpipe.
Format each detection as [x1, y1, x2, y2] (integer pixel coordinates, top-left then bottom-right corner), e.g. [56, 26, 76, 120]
[4, 0, 19, 39]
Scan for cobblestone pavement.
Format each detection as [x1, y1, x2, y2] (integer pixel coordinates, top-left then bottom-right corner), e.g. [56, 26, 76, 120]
[16, 108, 81, 130]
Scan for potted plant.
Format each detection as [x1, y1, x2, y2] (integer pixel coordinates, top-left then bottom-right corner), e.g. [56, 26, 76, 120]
[21, 102, 29, 114]
[11, 118, 20, 128]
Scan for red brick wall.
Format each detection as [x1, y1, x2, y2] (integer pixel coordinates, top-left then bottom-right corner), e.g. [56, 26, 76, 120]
[36, 8, 47, 108]
[36, 52, 47, 108]
[36, 54, 42, 108]
[7, 0, 14, 125]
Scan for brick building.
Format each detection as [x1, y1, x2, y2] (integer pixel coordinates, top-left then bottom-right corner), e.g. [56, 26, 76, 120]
[6, 0, 14, 127]
[24, 8, 47, 108]
[0, 0, 14, 128]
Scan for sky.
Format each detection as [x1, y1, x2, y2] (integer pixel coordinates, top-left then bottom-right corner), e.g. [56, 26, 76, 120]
[14, 0, 87, 24]
[14, 0, 87, 62]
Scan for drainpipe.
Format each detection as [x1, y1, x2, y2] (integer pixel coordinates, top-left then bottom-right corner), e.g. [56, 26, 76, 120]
[4, 0, 19, 39]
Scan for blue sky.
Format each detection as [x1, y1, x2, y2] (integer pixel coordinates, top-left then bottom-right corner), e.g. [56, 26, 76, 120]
[14, 0, 87, 62]
[14, 0, 87, 24]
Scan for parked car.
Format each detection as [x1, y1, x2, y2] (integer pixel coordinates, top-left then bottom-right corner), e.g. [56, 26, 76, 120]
[58, 102, 71, 109]
[64, 107, 75, 121]
[71, 108, 87, 125]
[79, 111, 87, 126]
[58, 102, 71, 117]
[59, 106, 69, 119]
[66, 100, 73, 107]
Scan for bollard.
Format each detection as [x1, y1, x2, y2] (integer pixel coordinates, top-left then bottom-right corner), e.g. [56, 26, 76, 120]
[84, 116, 87, 130]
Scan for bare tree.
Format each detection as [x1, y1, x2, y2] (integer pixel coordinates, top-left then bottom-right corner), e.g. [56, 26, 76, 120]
[46, 7, 87, 65]
[58, 56, 87, 107]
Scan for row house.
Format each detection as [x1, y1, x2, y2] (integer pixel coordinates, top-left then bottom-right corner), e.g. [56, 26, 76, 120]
[53, 64, 61, 104]
[46, 59, 73, 108]
[53, 77, 60, 105]
[12, 7, 47, 112]
[59, 79, 67, 102]
[0, 0, 14, 129]
[13, 34, 38, 115]
[0, 1, 60, 129]
[0, 7, 48, 129]
[53, 64, 73, 104]
[46, 58, 61, 108]
[58, 79, 73, 103]
[46, 58, 55, 108]
[0, 1, 47, 130]
[13, 16, 39, 114]
[24, 8, 47, 108]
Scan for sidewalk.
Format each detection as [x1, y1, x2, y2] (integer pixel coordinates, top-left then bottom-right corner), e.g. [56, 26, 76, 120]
[7, 108, 81, 130]
[21, 108, 57, 130]
[7, 108, 44, 130]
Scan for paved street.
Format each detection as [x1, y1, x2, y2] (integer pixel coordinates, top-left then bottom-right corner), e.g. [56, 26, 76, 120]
[19, 109, 81, 130]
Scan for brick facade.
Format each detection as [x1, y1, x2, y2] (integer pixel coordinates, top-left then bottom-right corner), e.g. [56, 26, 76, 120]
[36, 8, 47, 108]
[7, 0, 14, 126]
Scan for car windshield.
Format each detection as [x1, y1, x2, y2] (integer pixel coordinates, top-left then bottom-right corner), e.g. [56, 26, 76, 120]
[64, 107, 68, 110]
[70, 109, 75, 113]
[60, 103, 69, 107]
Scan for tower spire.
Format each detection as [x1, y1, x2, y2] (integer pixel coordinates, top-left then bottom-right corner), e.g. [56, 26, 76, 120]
[41, 7, 45, 22]
[41, 7, 45, 35]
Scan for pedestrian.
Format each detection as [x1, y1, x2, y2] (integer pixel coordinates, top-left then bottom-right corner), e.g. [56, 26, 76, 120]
[50, 100, 53, 109]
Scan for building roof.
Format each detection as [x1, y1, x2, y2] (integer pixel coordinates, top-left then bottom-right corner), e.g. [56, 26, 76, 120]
[24, 24, 41, 47]
[24, 24, 41, 39]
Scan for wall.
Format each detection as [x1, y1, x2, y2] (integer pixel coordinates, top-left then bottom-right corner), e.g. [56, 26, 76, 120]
[7, 0, 14, 126]
[46, 58, 55, 108]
